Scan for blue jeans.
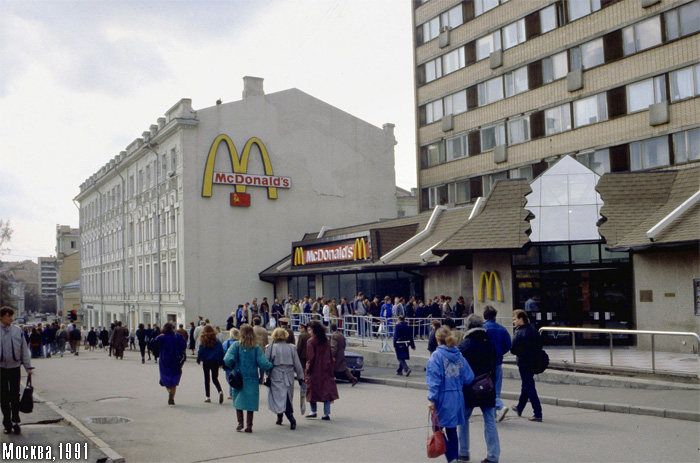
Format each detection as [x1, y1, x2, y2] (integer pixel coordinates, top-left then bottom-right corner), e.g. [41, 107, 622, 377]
[443, 426, 458, 463]
[517, 364, 542, 418]
[458, 406, 500, 461]
[494, 365, 504, 410]
[310, 401, 331, 416]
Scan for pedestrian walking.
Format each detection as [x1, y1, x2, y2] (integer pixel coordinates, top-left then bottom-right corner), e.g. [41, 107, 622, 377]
[136, 323, 150, 364]
[296, 323, 311, 414]
[265, 328, 304, 430]
[69, 325, 81, 356]
[0, 307, 34, 435]
[99, 327, 110, 354]
[223, 324, 273, 433]
[253, 317, 269, 384]
[427, 319, 441, 355]
[330, 324, 357, 386]
[426, 327, 474, 463]
[279, 318, 295, 345]
[29, 328, 42, 358]
[55, 324, 67, 357]
[152, 322, 187, 406]
[483, 306, 512, 422]
[188, 322, 196, 355]
[176, 324, 188, 344]
[222, 328, 240, 400]
[511, 309, 543, 422]
[304, 321, 339, 420]
[197, 325, 225, 404]
[150, 326, 161, 363]
[87, 327, 98, 351]
[110, 321, 127, 359]
[457, 315, 500, 463]
[393, 315, 415, 376]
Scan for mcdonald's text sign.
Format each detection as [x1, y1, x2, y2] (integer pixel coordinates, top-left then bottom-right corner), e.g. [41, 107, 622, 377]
[478, 271, 503, 302]
[202, 134, 291, 206]
[293, 238, 369, 266]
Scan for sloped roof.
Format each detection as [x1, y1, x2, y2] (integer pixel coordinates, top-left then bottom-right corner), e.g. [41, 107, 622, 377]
[597, 167, 700, 251]
[433, 179, 533, 254]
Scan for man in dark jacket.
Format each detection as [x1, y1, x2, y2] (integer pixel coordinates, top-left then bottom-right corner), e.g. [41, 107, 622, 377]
[393, 315, 415, 376]
[68, 325, 82, 356]
[511, 309, 543, 422]
[484, 306, 512, 422]
[42, 324, 55, 358]
[457, 314, 500, 463]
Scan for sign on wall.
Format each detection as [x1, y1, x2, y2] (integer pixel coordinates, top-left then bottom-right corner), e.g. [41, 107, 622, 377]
[478, 271, 503, 302]
[202, 135, 291, 207]
[293, 237, 369, 266]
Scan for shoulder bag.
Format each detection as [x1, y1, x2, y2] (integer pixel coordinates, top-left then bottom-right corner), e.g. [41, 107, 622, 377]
[227, 344, 244, 390]
[427, 410, 446, 458]
[19, 376, 33, 414]
[533, 349, 549, 374]
[470, 372, 495, 400]
[263, 344, 275, 388]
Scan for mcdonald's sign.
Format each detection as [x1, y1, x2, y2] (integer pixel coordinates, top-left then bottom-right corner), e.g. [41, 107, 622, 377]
[202, 134, 291, 205]
[478, 271, 503, 302]
[292, 238, 370, 266]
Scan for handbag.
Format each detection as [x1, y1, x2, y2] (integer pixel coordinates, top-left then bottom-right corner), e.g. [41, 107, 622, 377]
[426, 410, 446, 458]
[263, 344, 275, 388]
[19, 376, 33, 414]
[227, 344, 244, 390]
[533, 349, 549, 374]
[470, 372, 495, 400]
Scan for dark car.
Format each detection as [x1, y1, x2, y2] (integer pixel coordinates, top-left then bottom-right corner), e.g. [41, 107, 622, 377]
[335, 351, 364, 382]
[13, 317, 27, 325]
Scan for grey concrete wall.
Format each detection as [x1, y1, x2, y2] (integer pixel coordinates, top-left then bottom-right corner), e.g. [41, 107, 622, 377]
[422, 265, 472, 304]
[472, 251, 513, 317]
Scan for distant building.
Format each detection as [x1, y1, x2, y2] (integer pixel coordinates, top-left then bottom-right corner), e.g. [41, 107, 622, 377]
[396, 187, 419, 218]
[38, 257, 57, 310]
[75, 77, 399, 329]
[56, 225, 80, 319]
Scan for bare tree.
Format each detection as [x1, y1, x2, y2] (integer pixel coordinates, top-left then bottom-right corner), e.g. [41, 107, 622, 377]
[0, 219, 13, 256]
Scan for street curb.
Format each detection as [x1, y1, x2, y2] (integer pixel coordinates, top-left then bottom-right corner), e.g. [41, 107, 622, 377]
[359, 376, 700, 422]
[35, 392, 126, 463]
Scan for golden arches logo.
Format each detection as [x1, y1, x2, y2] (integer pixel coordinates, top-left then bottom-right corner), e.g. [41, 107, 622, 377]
[478, 271, 503, 302]
[353, 238, 368, 260]
[293, 247, 305, 266]
[202, 135, 288, 199]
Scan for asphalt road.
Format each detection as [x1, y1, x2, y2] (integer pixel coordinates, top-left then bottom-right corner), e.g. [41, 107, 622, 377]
[2, 348, 699, 463]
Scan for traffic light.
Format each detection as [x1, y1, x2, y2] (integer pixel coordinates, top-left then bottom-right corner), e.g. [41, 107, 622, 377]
[69, 310, 77, 321]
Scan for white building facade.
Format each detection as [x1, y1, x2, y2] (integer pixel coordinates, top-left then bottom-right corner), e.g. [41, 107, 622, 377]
[75, 77, 398, 329]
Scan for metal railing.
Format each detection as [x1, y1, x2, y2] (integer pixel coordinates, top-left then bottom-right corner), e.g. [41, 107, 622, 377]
[538, 326, 700, 378]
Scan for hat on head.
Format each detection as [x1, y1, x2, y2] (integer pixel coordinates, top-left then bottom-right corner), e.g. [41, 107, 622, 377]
[279, 317, 290, 323]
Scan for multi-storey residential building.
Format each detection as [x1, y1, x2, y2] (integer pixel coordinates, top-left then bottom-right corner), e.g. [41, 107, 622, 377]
[413, 0, 699, 211]
[75, 77, 399, 329]
[38, 257, 58, 311]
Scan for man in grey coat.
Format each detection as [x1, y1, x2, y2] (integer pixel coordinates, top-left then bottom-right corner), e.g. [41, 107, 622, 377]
[330, 324, 357, 386]
[0, 307, 34, 435]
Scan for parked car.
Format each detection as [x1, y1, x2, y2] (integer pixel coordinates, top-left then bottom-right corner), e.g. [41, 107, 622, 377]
[13, 317, 27, 325]
[336, 351, 364, 382]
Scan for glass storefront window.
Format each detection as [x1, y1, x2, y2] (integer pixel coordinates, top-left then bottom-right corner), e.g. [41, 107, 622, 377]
[541, 245, 569, 264]
[357, 272, 376, 298]
[571, 244, 599, 264]
[322, 275, 339, 301]
[376, 271, 397, 299]
[513, 246, 540, 265]
[339, 274, 357, 301]
[600, 248, 629, 263]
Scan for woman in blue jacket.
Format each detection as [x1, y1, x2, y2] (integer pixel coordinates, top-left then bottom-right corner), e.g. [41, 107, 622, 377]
[426, 327, 474, 463]
[197, 325, 225, 404]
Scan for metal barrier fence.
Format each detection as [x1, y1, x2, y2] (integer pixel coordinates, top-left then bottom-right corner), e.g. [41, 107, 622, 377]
[538, 326, 700, 378]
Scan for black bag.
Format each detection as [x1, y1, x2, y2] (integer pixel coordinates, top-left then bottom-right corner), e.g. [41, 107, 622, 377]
[533, 349, 549, 374]
[470, 372, 494, 400]
[19, 376, 33, 414]
[227, 345, 244, 390]
[178, 351, 187, 367]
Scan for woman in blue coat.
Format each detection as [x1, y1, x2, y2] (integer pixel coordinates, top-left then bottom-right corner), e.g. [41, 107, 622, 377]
[426, 327, 474, 463]
[224, 324, 273, 433]
[153, 323, 187, 406]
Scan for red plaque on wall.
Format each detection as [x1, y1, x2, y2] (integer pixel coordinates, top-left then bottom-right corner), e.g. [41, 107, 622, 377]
[230, 193, 251, 207]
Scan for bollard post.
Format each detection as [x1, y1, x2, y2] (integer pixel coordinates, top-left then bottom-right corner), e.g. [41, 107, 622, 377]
[651, 334, 655, 374]
[609, 332, 614, 367]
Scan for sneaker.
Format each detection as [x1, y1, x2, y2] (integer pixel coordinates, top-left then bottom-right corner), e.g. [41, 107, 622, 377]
[510, 405, 521, 417]
[457, 456, 470, 462]
[321, 415, 330, 421]
[481, 459, 498, 463]
[306, 413, 317, 419]
[219, 391, 224, 404]
[396, 372, 403, 376]
[496, 406, 509, 422]
[528, 416, 542, 422]
[405, 369, 411, 377]
[204, 398, 211, 403]
[3, 427, 12, 435]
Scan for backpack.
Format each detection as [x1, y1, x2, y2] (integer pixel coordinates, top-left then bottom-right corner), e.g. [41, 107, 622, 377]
[533, 349, 549, 374]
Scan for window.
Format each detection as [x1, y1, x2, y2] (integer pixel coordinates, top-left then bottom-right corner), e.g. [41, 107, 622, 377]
[623, 16, 662, 56]
[503, 19, 526, 50]
[574, 93, 608, 128]
[443, 5, 464, 30]
[630, 136, 670, 170]
[481, 122, 506, 152]
[571, 38, 604, 70]
[545, 104, 572, 135]
[453, 180, 471, 204]
[425, 57, 443, 83]
[509, 165, 533, 182]
[146, 165, 151, 189]
[128, 175, 134, 198]
[169, 148, 177, 172]
[665, 2, 700, 40]
[476, 32, 501, 61]
[673, 129, 700, 164]
[444, 90, 467, 116]
[543, 51, 568, 84]
[483, 171, 508, 196]
[443, 47, 466, 75]
[138, 170, 144, 192]
[670, 65, 700, 102]
[540, 5, 558, 34]
[475, 0, 499, 16]
[447, 134, 468, 161]
[508, 115, 530, 145]
[627, 76, 666, 113]
[161, 154, 167, 180]
[427, 142, 445, 167]
[421, 5, 464, 44]
[423, 16, 440, 43]
[505, 66, 528, 97]
[428, 185, 448, 208]
[478, 76, 504, 106]
[577, 149, 610, 175]
[568, 0, 601, 22]
[425, 100, 443, 124]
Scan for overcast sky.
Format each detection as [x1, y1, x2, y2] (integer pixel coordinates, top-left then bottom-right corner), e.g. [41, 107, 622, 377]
[0, 0, 416, 262]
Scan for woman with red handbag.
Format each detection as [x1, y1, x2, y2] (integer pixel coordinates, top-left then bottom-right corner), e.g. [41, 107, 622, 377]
[426, 327, 474, 462]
